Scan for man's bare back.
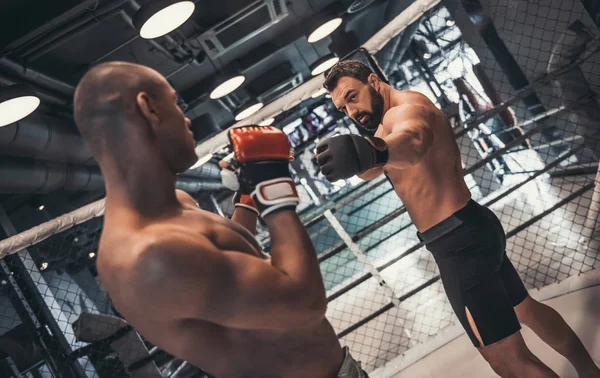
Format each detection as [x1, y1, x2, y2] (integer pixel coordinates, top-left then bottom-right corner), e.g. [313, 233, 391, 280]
[71, 62, 363, 378]
[374, 91, 471, 231]
[98, 193, 343, 378]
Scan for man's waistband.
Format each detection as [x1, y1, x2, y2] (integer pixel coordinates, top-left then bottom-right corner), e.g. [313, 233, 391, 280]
[416, 199, 478, 245]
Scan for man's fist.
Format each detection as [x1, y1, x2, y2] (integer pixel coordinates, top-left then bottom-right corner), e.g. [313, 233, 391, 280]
[229, 126, 293, 164]
[316, 134, 388, 182]
[227, 126, 299, 217]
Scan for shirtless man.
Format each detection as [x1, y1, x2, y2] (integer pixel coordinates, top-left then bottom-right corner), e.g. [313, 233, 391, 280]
[73, 61, 369, 378]
[315, 60, 600, 378]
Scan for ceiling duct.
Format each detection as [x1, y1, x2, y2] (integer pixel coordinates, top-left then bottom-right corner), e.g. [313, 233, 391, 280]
[347, 0, 378, 14]
[0, 115, 95, 165]
[0, 156, 224, 194]
[196, 0, 288, 60]
[0, 157, 104, 193]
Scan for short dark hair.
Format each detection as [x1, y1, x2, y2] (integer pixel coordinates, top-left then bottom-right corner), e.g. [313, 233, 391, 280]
[323, 60, 373, 91]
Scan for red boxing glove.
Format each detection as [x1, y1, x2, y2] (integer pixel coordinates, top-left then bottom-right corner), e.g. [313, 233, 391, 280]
[233, 192, 259, 215]
[229, 126, 293, 164]
[228, 126, 299, 217]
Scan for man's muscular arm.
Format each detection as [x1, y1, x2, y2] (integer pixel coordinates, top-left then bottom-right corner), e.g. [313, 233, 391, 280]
[132, 225, 325, 330]
[381, 104, 436, 169]
[231, 207, 258, 235]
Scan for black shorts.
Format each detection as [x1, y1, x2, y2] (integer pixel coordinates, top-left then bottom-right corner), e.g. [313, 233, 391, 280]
[417, 200, 528, 347]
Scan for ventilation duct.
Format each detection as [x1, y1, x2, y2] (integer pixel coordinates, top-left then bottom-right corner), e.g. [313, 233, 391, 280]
[178, 162, 222, 181]
[0, 157, 104, 193]
[196, 0, 288, 60]
[0, 115, 95, 165]
[174, 176, 224, 193]
[0, 157, 224, 194]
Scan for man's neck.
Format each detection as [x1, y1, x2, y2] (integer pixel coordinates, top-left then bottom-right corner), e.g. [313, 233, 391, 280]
[381, 84, 394, 114]
[101, 152, 181, 220]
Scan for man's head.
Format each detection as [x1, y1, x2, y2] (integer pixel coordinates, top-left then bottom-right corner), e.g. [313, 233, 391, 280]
[74, 62, 197, 174]
[323, 60, 385, 131]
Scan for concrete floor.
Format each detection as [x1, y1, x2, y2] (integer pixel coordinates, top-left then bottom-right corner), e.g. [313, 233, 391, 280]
[391, 284, 600, 378]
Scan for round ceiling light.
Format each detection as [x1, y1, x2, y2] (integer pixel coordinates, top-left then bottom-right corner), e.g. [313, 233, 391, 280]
[235, 102, 264, 121]
[258, 117, 275, 126]
[210, 75, 246, 99]
[310, 55, 339, 76]
[134, 0, 195, 39]
[311, 88, 328, 98]
[0, 84, 40, 127]
[308, 18, 343, 43]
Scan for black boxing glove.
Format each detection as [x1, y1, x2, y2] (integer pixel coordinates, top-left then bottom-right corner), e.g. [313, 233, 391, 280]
[316, 134, 388, 182]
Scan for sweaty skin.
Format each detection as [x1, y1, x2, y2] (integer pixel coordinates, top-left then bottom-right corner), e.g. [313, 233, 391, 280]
[330, 76, 471, 231]
[74, 62, 343, 378]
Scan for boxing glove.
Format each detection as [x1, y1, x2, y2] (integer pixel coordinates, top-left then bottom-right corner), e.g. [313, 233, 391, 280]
[316, 134, 388, 182]
[233, 192, 259, 215]
[228, 126, 299, 217]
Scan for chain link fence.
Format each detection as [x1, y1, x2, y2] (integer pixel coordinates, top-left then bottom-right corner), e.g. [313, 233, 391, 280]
[0, 0, 599, 377]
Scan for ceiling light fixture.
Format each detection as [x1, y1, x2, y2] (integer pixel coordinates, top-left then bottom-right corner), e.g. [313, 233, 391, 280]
[311, 88, 328, 98]
[310, 54, 339, 76]
[0, 84, 40, 127]
[308, 18, 343, 43]
[210, 75, 246, 99]
[258, 117, 275, 126]
[235, 102, 264, 121]
[133, 0, 195, 39]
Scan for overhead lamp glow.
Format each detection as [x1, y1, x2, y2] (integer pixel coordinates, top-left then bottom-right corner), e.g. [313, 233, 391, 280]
[235, 102, 264, 121]
[259, 117, 275, 126]
[311, 88, 328, 98]
[133, 0, 195, 39]
[0, 84, 40, 127]
[210, 75, 246, 99]
[89, 252, 96, 258]
[308, 18, 343, 43]
[310, 55, 339, 76]
[38, 205, 45, 211]
[190, 153, 214, 170]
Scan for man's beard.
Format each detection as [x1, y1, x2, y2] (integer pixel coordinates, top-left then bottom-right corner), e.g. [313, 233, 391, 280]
[355, 86, 384, 130]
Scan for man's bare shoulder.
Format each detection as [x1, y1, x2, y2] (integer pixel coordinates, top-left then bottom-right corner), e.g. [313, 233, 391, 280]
[175, 189, 199, 208]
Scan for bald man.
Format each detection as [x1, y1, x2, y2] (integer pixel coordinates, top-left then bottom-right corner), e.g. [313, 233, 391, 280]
[73, 62, 369, 378]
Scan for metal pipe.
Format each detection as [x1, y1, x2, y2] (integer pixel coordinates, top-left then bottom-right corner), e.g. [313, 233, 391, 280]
[0, 59, 74, 96]
[0, 115, 95, 165]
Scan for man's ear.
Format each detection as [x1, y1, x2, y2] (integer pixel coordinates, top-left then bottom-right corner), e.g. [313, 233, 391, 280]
[136, 91, 161, 127]
[368, 73, 380, 91]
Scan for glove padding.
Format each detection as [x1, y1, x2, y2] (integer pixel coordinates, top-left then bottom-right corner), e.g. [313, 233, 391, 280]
[316, 134, 388, 182]
[233, 192, 259, 215]
[228, 126, 299, 217]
